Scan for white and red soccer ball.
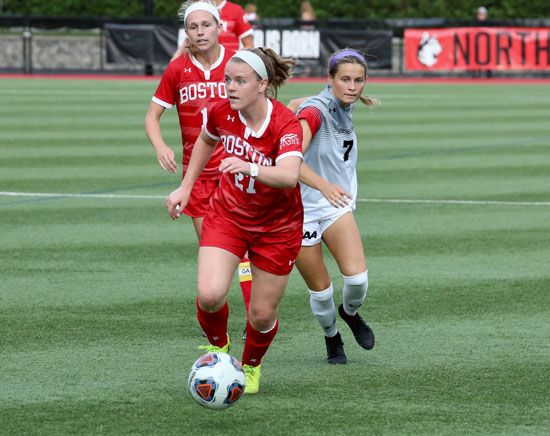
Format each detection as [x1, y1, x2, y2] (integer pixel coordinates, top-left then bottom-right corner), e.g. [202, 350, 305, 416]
[188, 352, 246, 410]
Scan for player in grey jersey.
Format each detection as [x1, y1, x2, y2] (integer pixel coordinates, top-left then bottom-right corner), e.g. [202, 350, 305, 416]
[294, 49, 379, 364]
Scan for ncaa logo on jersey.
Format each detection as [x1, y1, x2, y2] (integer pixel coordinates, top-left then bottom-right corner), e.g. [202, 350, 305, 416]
[280, 133, 299, 149]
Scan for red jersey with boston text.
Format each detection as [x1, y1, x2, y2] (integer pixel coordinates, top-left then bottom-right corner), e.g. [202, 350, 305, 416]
[218, 1, 253, 51]
[205, 98, 304, 232]
[152, 46, 235, 180]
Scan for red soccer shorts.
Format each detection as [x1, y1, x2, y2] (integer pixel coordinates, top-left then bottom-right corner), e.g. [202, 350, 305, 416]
[200, 209, 302, 276]
[182, 179, 220, 218]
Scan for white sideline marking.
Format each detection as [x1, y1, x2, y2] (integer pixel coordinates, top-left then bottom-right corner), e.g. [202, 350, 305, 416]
[357, 198, 550, 207]
[0, 191, 164, 200]
[1, 191, 550, 207]
[0, 90, 140, 96]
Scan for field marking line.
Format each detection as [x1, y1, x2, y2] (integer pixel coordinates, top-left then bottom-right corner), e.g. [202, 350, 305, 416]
[0, 89, 144, 96]
[357, 198, 550, 206]
[1, 191, 550, 207]
[0, 191, 164, 200]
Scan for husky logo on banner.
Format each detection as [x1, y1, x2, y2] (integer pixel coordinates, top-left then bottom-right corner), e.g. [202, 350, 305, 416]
[417, 32, 442, 67]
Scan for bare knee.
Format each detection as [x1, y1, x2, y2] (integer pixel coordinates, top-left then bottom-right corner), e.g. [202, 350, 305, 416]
[339, 257, 367, 277]
[306, 277, 331, 291]
[197, 287, 226, 312]
[249, 306, 276, 331]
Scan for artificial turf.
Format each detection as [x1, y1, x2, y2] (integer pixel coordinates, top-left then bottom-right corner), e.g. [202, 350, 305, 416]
[1, 77, 549, 435]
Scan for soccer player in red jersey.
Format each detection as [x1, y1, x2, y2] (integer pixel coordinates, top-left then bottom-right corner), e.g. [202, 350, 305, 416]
[172, 0, 253, 61]
[166, 48, 303, 394]
[145, 2, 254, 313]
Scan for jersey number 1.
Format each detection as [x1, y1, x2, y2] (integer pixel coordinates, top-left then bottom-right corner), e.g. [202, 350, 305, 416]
[201, 107, 208, 128]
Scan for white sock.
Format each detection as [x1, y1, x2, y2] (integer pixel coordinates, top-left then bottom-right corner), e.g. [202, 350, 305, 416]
[342, 270, 368, 316]
[309, 284, 338, 337]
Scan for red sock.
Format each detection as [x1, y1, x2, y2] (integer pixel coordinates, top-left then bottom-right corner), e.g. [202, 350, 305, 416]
[196, 298, 229, 348]
[241, 319, 279, 367]
[238, 258, 252, 314]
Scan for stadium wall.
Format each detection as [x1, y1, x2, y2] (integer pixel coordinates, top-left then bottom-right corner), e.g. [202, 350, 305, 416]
[0, 15, 548, 77]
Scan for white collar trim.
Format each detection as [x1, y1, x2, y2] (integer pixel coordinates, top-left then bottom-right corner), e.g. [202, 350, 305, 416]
[239, 99, 273, 139]
[190, 45, 226, 80]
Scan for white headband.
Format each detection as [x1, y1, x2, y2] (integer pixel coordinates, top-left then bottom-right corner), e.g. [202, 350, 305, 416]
[231, 50, 268, 80]
[184, 2, 221, 25]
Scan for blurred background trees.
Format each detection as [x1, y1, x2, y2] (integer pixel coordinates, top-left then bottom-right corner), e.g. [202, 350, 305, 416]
[2, 0, 548, 19]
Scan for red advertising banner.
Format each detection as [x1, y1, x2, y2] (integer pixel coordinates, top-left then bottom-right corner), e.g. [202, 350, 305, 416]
[405, 27, 550, 71]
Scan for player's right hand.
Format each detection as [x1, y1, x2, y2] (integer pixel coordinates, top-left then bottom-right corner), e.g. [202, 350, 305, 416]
[320, 182, 352, 208]
[156, 144, 178, 173]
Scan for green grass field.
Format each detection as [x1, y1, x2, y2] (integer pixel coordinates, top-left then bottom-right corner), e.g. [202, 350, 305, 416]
[1, 77, 549, 435]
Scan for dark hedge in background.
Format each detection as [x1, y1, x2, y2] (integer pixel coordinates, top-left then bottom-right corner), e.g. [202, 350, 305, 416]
[2, 0, 549, 19]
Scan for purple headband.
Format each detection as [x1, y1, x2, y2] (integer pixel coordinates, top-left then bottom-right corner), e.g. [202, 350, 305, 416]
[328, 50, 366, 69]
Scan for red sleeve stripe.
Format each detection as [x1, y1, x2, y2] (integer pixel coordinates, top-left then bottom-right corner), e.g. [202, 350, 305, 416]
[297, 106, 322, 136]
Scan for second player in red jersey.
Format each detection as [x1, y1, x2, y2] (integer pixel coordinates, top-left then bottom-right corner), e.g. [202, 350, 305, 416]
[152, 46, 233, 183]
[146, 1, 234, 220]
[147, 1, 255, 337]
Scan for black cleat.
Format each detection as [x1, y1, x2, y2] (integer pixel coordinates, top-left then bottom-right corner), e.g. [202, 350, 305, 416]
[338, 304, 375, 350]
[242, 327, 247, 341]
[324, 332, 347, 364]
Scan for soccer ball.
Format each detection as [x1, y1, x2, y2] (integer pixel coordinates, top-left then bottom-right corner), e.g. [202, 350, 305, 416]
[188, 352, 246, 410]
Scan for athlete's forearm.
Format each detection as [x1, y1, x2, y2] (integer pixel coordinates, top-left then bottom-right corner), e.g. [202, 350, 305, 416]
[145, 121, 167, 151]
[255, 157, 302, 189]
[299, 162, 328, 191]
[145, 104, 168, 150]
